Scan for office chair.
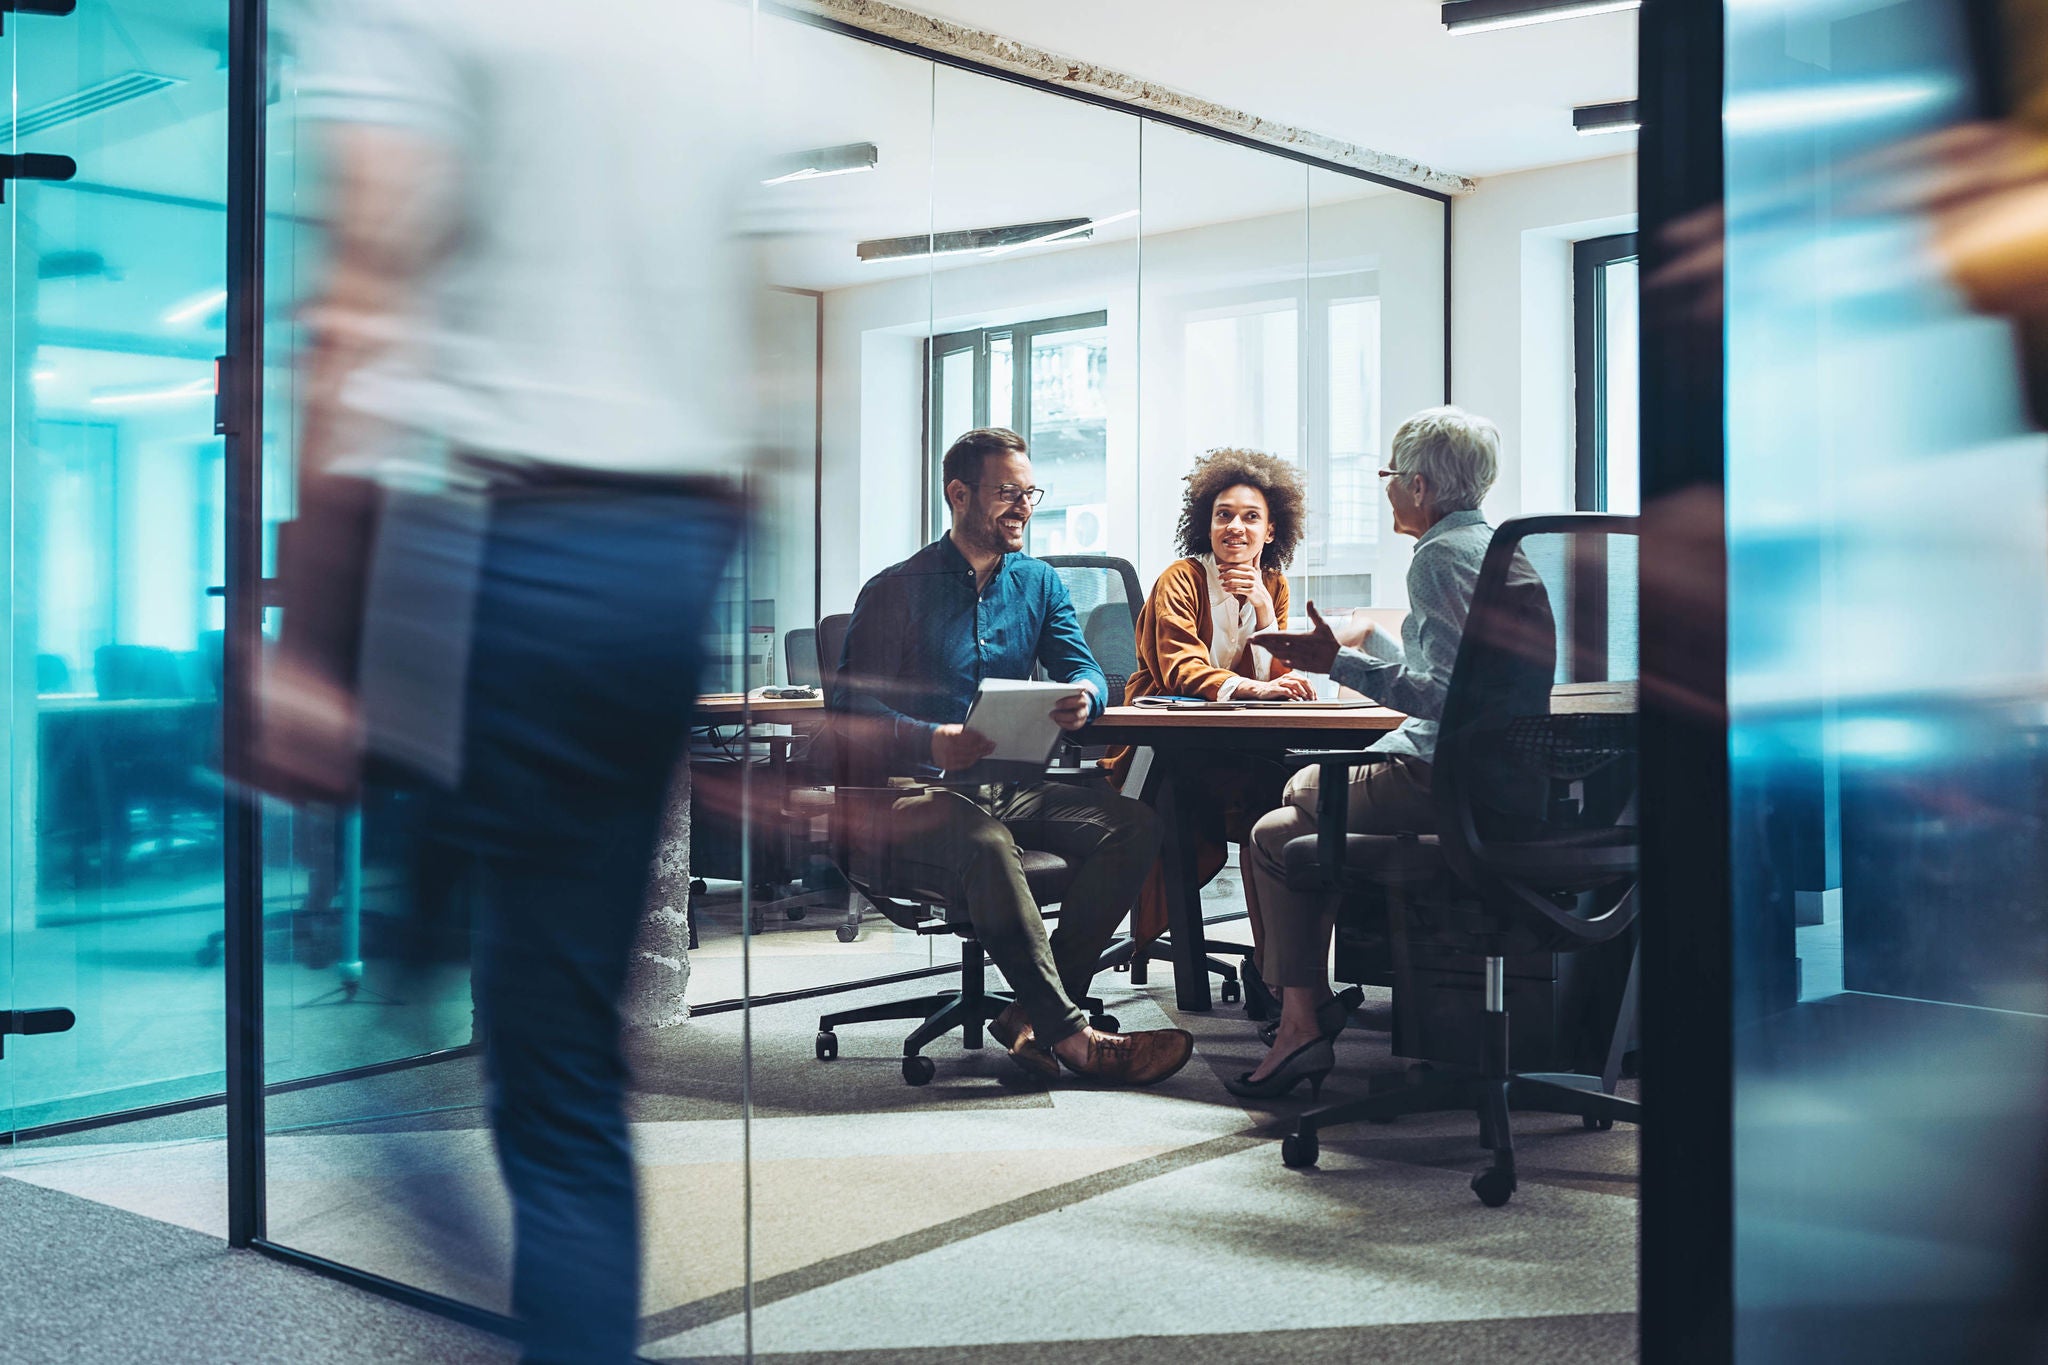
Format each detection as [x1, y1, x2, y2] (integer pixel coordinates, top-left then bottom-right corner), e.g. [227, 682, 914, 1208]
[812, 611, 1116, 1084]
[1274, 514, 1642, 1207]
[785, 627, 820, 689]
[1038, 556, 1258, 1002]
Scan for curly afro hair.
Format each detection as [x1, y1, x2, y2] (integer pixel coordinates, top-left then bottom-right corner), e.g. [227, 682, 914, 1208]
[1174, 448, 1306, 572]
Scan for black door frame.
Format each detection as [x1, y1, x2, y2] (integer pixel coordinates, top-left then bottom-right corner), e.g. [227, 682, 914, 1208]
[1637, 0, 1734, 1359]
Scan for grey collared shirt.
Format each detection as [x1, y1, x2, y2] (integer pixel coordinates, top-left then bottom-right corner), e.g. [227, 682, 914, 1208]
[1330, 508, 1492, 762]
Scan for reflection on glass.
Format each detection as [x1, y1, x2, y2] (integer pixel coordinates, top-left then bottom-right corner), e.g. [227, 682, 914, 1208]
[8, 0, 230, 1135]
[1602, 258, 1639, 516]
[1725, 0, 2048, 1355]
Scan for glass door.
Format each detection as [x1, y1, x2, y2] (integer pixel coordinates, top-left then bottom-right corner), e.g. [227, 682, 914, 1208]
[6, 0, 232, 1154]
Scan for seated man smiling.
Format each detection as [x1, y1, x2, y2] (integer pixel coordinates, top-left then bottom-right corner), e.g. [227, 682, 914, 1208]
[832, 427, 1193, 1086]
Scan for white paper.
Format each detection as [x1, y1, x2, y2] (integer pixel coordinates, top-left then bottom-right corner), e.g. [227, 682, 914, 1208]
[963, 678, 1085, 763]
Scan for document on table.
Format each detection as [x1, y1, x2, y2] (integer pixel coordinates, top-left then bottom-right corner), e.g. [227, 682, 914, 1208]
[963, 678, 1085, 767]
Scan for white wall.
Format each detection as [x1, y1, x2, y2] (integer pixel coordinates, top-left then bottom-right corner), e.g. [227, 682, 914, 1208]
[807, 187, 1445, 614]
[1451, 154, 1636, 520]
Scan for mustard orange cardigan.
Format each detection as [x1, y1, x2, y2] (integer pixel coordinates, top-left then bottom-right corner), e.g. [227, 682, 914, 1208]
[1108, 557, 1295, 781]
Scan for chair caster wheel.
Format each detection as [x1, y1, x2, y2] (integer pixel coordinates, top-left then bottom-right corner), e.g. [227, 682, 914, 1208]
[815, 1031, 838, 1061]
[1220, 979, 1242, 1004]
[785, 907, 807, 921]
[902, 1054, 936, 1086]
[1583, 1115, 1613, 1131]
[690, 879, 708, 895]
[1113, 961, 1132, 974]
[1090, 1014, 1120, 1034]
[1472, 1166, 1517, 1207]
[836, 924, 859, 943]
[1281, 1132, 1319, 1168]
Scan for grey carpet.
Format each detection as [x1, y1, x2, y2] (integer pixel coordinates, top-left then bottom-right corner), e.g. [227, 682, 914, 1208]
[675, 1315, 1638, 1364]
[0, 1178, 514, 1365]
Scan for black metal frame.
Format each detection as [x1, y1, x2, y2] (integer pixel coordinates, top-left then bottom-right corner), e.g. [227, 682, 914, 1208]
[1636, 0, 1731, 1356]
[1572, 231, 1638, 512]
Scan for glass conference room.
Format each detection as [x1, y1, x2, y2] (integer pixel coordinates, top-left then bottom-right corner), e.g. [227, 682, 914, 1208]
[10, 0, 2048, 1360]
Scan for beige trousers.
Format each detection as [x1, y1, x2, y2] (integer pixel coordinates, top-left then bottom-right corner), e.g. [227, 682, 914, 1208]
[1244, 755, 1434, 989]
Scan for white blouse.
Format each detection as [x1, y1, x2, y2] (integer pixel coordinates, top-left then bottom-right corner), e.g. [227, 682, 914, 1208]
[1196, 554, 1275, 701]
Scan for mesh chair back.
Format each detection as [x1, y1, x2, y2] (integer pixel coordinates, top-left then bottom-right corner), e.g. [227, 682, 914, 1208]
[1038, 555, 1141, 702]
[1433, 515, 1640, 949]
[815, 613, 851, 687]
[786, 628, 819, 688]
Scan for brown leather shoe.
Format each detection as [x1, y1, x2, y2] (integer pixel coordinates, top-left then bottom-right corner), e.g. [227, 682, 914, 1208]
[989, 1003, 1060, 1080]
[1056, 1027, 1195, 1086]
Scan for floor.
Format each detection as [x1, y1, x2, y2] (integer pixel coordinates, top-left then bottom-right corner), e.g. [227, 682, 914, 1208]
[5, 863, 1640, 1363]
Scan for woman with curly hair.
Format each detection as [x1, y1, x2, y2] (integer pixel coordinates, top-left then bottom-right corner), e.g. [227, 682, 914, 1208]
[1109, 449, 1316, 987]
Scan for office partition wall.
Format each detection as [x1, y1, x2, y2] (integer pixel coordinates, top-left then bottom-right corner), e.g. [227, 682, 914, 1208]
[5, 0, 1457, 1352]
[1641, 0, 2048, 1358]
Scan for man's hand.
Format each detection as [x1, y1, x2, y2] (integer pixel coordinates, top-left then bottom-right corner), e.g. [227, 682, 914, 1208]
[1050, 680, 1096, 732]
[931, 723, 997, 772]
[1250, 600, 1341, 675]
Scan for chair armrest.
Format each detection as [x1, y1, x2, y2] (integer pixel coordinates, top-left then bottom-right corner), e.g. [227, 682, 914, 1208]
[1283, 750, 1397, 880]
[1280, 748, 1398, 772]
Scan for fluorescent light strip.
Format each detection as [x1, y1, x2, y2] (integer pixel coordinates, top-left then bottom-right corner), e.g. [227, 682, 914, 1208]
[163, 289, 228, 325]
[1573, 100, 1640, 135]
[1443, 0, 1638, 33]
[90, 378, 213, 407]
[761, 142, 878, 187]
[982, 209, 1137, 257]
[1723, 77, 1957, 134]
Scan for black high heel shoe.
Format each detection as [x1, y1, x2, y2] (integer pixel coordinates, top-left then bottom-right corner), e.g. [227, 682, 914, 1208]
[1258, 986, 1364, 1047]
[1221, 1036, 1335, 1101]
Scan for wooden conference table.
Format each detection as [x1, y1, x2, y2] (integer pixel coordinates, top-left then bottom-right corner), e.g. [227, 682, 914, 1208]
[1082, 681, 1638, 1011]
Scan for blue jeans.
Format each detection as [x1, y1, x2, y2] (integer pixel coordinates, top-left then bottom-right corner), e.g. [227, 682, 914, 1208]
[425, 487, 739, 1365]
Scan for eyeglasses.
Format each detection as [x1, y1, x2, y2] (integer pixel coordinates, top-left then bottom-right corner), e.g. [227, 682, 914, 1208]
[970, 482, 1046, 507]
[1377, 467, 1410, 481]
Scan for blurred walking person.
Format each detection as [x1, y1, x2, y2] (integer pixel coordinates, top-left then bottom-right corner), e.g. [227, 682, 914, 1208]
[262, 4, 761, 1361]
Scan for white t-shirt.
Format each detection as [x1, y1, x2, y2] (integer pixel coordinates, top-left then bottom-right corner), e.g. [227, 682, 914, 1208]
[293, 0, 758, 478]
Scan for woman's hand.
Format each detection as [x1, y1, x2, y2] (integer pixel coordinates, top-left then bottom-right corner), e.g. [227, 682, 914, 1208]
[1233, 673, 1317, 701]
[1217, 562, 1276, 628]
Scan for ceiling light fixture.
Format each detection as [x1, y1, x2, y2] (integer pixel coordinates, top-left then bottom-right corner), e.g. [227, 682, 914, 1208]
[762, 141, 878, 186]
[1573, 100, 1640, 135]
[858, 217, 1095, 263]
[163, 288, 228, 325]
[1442, 0, 1638, 34]
[981, 209, 1138, 257]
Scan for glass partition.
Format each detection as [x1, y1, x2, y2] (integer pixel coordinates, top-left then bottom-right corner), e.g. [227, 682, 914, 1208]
[197, 3, 1449, 1355]
[4, 0, 233, 1196]
[1723, 0, 2048, 1356]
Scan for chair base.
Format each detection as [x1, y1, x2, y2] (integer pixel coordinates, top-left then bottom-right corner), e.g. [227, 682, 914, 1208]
[816, 938, 1114, 1084]
[1101, 934, 1247, 1004]
[1278, 984, 1640, 1206]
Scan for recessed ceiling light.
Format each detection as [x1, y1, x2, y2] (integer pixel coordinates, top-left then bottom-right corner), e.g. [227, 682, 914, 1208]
[1443, 0, 1639, 34]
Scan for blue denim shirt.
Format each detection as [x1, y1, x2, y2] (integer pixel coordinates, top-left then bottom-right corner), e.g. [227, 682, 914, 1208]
[833, 534, 1108, 776]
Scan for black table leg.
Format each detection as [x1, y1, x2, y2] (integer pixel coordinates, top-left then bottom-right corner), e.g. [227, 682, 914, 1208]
[1155, 752, 1212, 1012]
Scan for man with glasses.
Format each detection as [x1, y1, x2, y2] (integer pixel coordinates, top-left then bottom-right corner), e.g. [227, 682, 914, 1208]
[832, 427, 1193, 1085]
